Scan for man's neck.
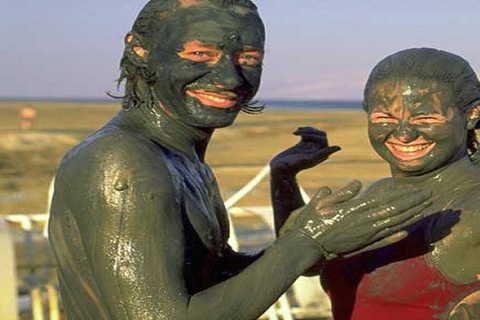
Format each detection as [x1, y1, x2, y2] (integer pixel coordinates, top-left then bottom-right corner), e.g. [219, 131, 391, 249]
[117, 101, 213, 162]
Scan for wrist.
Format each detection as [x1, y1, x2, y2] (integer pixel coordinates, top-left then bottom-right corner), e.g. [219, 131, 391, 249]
[270, 170, 298, 185]
[278, 231, 327, 264]
[287, 229, 338, 261]
[270, 164, 298, 179]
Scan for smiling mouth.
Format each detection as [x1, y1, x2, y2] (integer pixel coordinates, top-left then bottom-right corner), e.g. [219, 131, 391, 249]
[386, 142, 435, 160]
[186, 90, 238, 109]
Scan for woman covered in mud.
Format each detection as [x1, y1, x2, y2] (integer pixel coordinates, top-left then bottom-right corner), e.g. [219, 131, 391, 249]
[272, 48, 480, 319]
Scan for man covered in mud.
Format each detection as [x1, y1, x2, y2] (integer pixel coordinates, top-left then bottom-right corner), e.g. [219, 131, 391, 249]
[48, 1, 432, 319]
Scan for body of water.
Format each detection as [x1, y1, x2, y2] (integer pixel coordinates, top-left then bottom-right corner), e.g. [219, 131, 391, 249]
[1, 97, 363, 111]
[263, 99, 363, 111]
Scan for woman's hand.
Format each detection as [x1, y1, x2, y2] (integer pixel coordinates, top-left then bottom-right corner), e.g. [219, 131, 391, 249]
[270, 127, 340, 178]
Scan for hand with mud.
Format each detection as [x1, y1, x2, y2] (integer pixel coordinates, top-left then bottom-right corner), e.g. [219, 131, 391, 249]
[270, 127, 341, 177]
[449, 303, 480, 320]
[448, 292, 480, 320]
[280, 180, 432, 260]
[269, 127, 341, 233]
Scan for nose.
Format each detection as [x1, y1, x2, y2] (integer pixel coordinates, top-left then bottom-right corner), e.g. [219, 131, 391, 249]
[392, 121, 419, 143]
[211, 56, 243, 90]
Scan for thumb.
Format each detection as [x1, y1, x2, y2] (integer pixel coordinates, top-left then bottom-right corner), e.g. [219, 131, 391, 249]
[326, 146, 341, 154]
[307, 186, 332, 208]
[311, 186, 332, 201]
[320, 180, 362, 207]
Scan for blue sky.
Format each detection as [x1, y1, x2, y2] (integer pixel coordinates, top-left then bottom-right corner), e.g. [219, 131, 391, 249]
[2, 0, 480, 100]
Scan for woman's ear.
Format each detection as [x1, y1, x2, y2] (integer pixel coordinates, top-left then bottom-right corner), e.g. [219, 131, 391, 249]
[124, 32, 149, 67]
[467, 104, 480, 129]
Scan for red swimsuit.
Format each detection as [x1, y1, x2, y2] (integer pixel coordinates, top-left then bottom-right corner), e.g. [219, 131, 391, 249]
[322, 219, 480, 320]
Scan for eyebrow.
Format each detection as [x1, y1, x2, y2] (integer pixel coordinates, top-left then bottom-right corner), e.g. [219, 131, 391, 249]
[241, 46, 263, 52]
[181, 42, 264, 55]
[370, 92, 398, 107]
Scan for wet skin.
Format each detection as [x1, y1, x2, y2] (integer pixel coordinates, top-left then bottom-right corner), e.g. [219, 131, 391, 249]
[362, 78, 480, 317]
[150, 5, 264, 128]
[367, 79, 469, 177]
[363, 78, 480, 281]
[49, 3, 433, 320]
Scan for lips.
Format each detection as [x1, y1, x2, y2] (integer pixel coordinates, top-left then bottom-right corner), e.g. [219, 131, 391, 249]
[186, 89, 238, 109]
[386, 141, 435, 160]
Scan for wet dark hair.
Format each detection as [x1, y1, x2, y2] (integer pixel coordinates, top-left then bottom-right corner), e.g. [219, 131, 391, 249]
[113, 0, 265, 113]
[363, 47, 480, 156]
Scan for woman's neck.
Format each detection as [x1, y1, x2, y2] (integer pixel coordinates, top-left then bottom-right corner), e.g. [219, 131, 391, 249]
[392, 157, 479, 193]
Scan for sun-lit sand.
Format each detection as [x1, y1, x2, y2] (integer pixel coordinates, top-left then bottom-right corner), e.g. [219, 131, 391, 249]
[0, 100, 390, 215]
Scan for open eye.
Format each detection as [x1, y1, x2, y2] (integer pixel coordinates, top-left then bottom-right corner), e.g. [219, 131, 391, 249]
[369, 112, 398, 124]
[237, 50, 263, 67]
[178, 40, 222, 64]
[183, 50, 217, 62]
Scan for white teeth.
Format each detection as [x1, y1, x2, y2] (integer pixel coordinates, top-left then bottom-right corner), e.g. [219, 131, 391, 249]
[198, 93, 229, 103]
[391, 144, 430, 152]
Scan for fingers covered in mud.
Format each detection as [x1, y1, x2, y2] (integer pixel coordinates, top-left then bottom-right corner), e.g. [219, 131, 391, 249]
[270, 127, 341, 177]
[367, 188, 432, 219]
[281, 181, 432, 260]
[313, 180, 362, 208]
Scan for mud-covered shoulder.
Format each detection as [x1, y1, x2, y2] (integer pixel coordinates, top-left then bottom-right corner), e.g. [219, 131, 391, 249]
[52, 124, 181, 227]
[54, 125, 177, 204]
[457, 183, 480, 235]
[431, 184, 480, 283]
[58, 126, 166, 177]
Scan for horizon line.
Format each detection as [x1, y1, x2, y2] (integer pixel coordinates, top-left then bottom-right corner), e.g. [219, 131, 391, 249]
[0, 96, 363, 103]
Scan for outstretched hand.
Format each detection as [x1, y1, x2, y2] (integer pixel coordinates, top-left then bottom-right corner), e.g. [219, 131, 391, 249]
[270, 127, 341, 177]
[280, 180, 432, 260]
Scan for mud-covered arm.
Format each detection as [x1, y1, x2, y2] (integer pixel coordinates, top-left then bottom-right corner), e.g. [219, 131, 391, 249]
[218, 245, 264, 280]
[66, 141, 190, 319]
[64, 139, 323, 320]
[270, 127, 340, 234]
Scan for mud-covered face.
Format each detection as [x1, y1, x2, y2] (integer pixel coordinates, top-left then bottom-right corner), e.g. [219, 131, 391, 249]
[366, 79, 469, 177]
[149, 4, 264, 128]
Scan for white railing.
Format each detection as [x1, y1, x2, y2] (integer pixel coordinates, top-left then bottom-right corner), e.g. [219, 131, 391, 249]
[2, 213, 60, 320]
[224, 164, 331, 320]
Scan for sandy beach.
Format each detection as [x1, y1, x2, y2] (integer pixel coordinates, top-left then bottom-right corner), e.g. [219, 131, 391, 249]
[0, 100, 390, 215]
